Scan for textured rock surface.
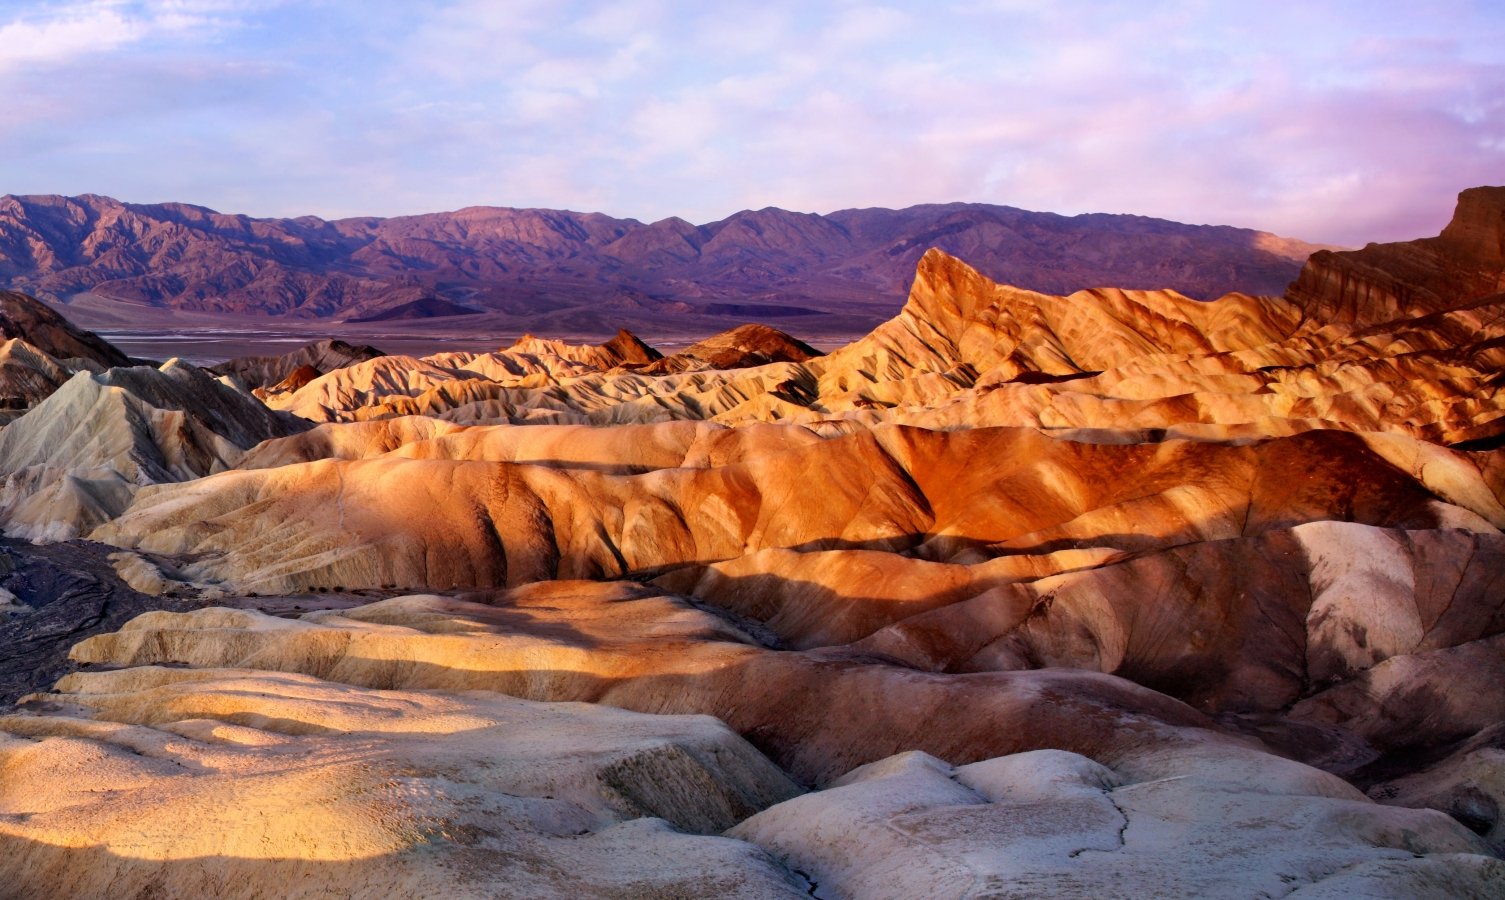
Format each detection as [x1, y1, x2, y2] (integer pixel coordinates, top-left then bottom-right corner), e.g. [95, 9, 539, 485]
[0, 539, 195, 705]
[11, 587, 1496, 896]
[0, 292, 135, 424]
[1369, 725, 1505, 855]
[3, 187, 1504, 897]
[0, 359, 308, 540]
[0, 667, 809, 898]
[92, 425, 1497, 593]
[0, 338, 74, 421]
[732, 750, 1500, 899]
[1286, 186, 1505, 326]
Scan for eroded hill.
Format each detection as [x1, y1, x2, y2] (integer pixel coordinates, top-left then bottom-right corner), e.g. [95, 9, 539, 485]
[0, 188, 1502, 897]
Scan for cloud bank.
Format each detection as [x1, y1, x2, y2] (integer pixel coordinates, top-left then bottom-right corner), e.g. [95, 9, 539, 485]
[0, 0, 1500, 245]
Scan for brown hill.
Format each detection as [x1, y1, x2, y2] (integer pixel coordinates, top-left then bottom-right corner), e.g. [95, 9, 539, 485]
[211, 338, 386, 391]
[636, 324, 821, 374]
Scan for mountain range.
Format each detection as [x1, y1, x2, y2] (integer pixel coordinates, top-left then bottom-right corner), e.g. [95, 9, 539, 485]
[0, 193, 1328, 334]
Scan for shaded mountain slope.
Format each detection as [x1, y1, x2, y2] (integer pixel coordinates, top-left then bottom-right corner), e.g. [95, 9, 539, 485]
[0, 289, 130, 368]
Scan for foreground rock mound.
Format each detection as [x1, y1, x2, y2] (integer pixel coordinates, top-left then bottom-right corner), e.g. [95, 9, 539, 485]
[0, 666, 807, 898]
[1, 587, 1496, 897]
[734, 750, 1500, 899]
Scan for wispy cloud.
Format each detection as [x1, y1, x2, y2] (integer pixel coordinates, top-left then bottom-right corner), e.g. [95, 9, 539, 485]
[0, 0, 1501, 245]
[0, 2, 146, 70]
[0, 0, 277, 71]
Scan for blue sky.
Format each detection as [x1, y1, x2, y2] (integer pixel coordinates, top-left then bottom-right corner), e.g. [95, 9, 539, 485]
[0, 0, 1501, 245]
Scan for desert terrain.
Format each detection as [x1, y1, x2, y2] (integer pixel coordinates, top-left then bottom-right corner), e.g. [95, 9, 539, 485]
[0, 187, 1501, 897]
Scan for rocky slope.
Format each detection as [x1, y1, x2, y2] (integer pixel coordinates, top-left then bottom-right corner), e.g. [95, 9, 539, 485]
[0, 359, 308, 540]
[0, 290, 130, 369]
[5, 585, 1497, 896]
[0, 662, 810, 897]
[0, 194, 1326, 331]
[0, 291, 136, 425]
[0, 187, 1502, 897]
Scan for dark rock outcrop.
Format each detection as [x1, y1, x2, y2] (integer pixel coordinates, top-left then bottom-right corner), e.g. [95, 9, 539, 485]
[212, 338, 386, 390]
[0, 289, 129, 368]
[637, 324, 822, 374]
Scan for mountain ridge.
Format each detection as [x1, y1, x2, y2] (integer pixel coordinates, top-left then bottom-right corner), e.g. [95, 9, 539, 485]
[0, 193, 1331, 330]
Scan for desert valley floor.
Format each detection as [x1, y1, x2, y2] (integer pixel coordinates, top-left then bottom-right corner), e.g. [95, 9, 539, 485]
[0, 189, 1503, 897]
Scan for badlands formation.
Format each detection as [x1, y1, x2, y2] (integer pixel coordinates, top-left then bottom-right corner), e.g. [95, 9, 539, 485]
[0, 188, 1502, 897]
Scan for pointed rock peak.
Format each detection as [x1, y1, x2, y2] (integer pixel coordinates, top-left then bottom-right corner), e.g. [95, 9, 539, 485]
[914, 247, 983, 282]
[1438, 185, 1505, 266]
[902, 248, 1036, 332]
[909, 247, 1023, 297]
[598, 328, 662, 365]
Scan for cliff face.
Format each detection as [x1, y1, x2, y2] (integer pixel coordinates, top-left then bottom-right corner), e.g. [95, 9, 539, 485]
[1286, 186, 1505, 326]
[0, 193, 1326, 325]
[1439, 186, 1505, 268]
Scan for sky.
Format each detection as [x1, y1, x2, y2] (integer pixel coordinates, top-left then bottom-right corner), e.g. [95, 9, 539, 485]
[0, 0, 1501, 246]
